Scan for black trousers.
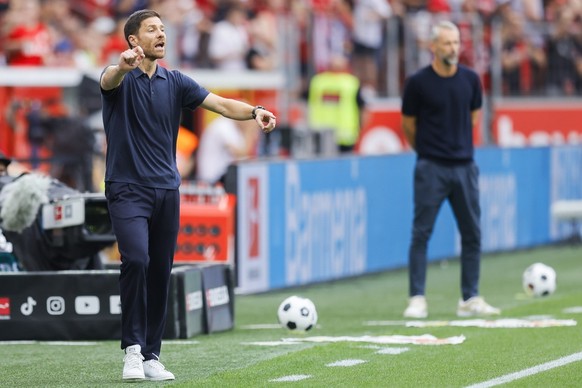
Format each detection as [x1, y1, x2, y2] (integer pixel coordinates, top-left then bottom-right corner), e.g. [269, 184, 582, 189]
[106, 182, 180, 361]
[408, 159, 481, 301]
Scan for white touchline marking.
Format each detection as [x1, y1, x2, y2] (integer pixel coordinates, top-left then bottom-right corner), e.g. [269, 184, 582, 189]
[270, 374, 311, 382]
[0, 341, 99, 346]
[241, 323, 322, 330]
[466, 351, 582, 388]
[284, 334, 465, 345]
[326, 359, 367, 367]
[0, 341, 37, 345]
[359, 345, 382, 349]
[245, 334, 465, 346]
[563, 306, 582, 314]
[363, 320, 405, 326]
[358, 345, 410, 354]
[42, 341, 97, 346]
[376, 347, 409, 355]
[241, 341, 303, 346]
[523, 315, 554, 320]
[366, 319, 577, 328]
[163, 340, 200, 345]
[240, 323, 282, 329]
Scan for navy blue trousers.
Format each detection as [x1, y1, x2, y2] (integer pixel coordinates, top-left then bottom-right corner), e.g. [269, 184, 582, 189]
[408, 159, 481, 301]
[106, 182, 180, 360]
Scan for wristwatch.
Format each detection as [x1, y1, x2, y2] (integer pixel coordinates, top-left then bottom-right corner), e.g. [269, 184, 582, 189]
[251, 105, 266, 119]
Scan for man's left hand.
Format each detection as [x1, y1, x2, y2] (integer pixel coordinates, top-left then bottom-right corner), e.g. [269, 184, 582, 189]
[256, 110, 277, 133]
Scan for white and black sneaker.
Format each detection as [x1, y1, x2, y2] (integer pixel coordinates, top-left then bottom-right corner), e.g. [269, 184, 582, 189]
[457, 296, 501, 317]
[143, 359, 175, 381]
[122, 345, 145, 381]
[403, 295, 428, 319]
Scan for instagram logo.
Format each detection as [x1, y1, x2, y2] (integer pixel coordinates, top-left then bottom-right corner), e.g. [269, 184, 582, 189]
[47, 296, 65, 315]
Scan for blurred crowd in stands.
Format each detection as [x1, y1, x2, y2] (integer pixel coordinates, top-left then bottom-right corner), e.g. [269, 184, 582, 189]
[0, 0, 288, 71]
[1, 0, 582, 97]
[0, 0, 581, 198]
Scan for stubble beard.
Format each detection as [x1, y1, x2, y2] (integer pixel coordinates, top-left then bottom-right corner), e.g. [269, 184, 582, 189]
[144, 46, 165, 61]
[443, 53, 459, 66]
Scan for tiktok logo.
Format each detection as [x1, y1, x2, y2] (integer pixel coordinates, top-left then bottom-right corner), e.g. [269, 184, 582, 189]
[20, 297, 37, 316]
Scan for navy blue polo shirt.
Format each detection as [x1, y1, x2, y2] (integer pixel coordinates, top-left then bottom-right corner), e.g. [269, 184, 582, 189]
[401, 64, 482, 163]
[101, 65, 209, 189]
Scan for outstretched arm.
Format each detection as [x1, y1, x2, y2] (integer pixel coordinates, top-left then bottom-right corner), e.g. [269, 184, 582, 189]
[201, 93, 277, 133]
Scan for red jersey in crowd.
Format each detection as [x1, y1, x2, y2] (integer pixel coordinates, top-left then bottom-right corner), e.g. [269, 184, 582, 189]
[6, 23, 52, 66]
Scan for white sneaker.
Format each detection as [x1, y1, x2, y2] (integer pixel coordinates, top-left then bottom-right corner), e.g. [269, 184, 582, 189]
[457, 296, 501, 317]
[143, 359, 175, 381]
[403, 295, 428, 319]
[122, 345, 145, 381]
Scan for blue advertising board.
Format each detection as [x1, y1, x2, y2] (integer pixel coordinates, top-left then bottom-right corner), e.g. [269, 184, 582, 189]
[235, 146, 581, 294]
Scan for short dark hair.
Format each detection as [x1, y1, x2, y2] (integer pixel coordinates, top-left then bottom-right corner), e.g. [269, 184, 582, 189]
[0, 152, 11, 167]
[123, 9, 161, 48]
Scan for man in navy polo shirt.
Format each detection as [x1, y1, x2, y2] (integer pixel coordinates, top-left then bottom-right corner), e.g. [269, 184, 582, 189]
[401, 20, 499, 320]
[100, 9, 276, 382]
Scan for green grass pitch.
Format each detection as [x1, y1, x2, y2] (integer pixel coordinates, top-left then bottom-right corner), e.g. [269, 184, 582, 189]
[2, 244, 581, 387]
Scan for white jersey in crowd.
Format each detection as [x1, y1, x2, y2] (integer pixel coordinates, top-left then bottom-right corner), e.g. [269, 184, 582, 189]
[196, 116, 246, 184]
[208, 19, 249, 71]
[353, 0, 392, 49]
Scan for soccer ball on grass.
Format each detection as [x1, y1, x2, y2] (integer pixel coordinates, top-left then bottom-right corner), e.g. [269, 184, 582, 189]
[277, 295, 317, 331]
[522, 263, 557, 297]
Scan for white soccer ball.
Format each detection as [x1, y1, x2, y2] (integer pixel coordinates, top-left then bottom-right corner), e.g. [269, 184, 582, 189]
[522, 263, 557, 297]
[277, 295, 318, 331]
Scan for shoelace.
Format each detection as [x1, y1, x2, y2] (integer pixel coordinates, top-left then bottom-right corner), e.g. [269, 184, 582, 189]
[145, 360, 166, 371]
[124, 352, 144, 369]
